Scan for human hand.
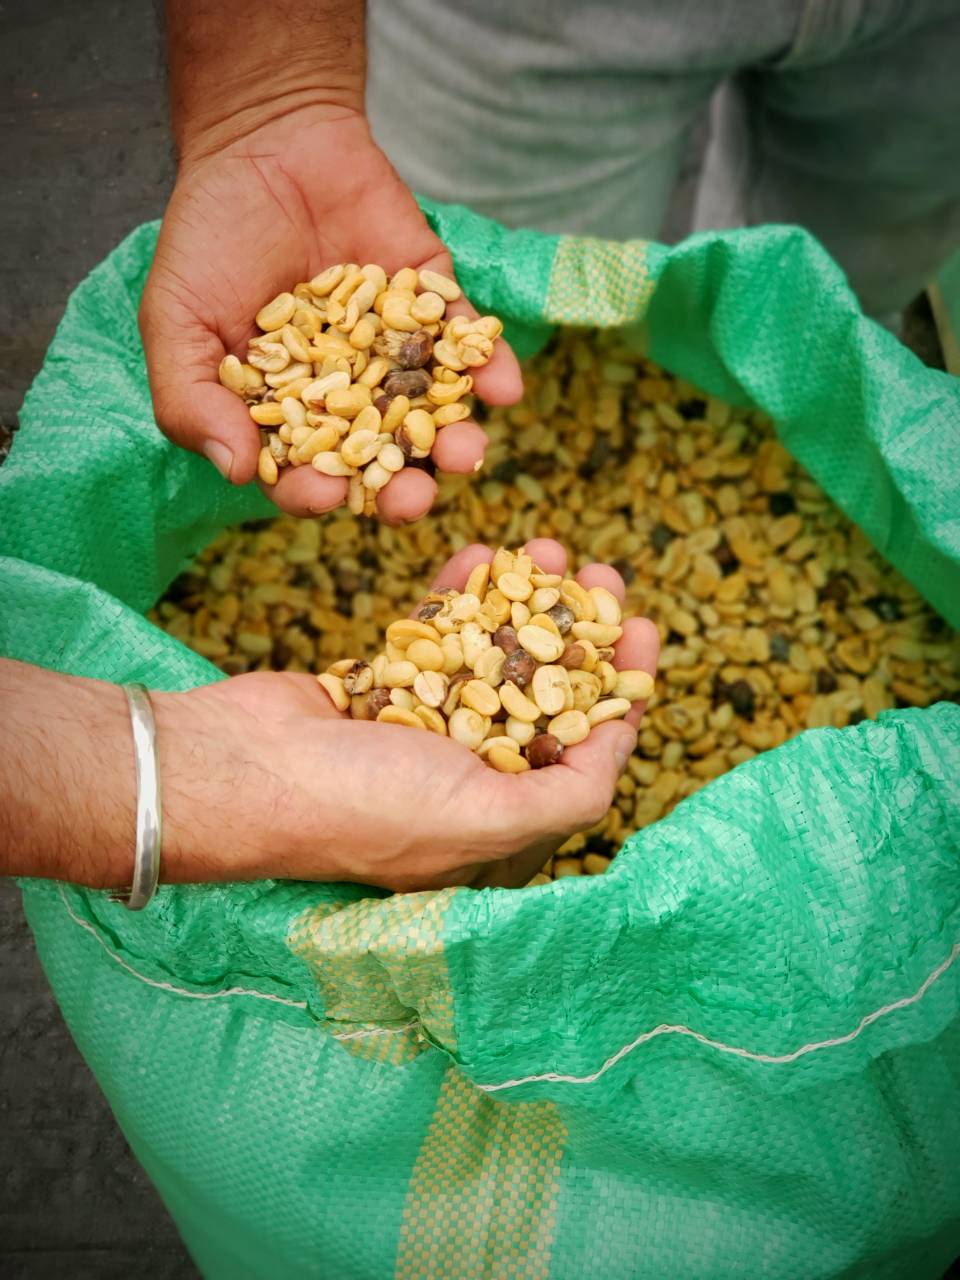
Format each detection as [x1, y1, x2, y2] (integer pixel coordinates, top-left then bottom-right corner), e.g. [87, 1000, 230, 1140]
[160, 539, 659, 892]
[140, 105, 523, 523]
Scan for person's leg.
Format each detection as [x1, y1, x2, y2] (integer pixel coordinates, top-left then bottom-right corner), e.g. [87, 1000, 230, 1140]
[740, 0, 960, 316]
[367, 0, 800, 241]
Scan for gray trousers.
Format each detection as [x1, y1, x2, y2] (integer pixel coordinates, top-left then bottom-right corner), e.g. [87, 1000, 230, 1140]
[368, 0, 960, 316]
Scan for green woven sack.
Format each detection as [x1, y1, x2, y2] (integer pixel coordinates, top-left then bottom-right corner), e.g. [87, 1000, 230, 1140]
[2, 206, 959, 1279]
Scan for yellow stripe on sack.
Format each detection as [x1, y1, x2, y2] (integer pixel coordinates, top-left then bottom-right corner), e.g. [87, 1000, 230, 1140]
[288, 889, 462, 1064]
[396, 1068, 566, 1279]
[545, 236, 656, 328]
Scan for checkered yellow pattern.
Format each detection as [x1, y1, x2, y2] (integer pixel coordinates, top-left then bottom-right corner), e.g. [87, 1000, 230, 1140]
[395, 1068, 567, 1279]
[545, 236, 655, 328]
[288, 889, 461, 1063]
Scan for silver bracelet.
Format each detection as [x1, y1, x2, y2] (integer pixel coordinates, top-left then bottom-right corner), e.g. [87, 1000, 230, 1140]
[111, 683, 162, 911]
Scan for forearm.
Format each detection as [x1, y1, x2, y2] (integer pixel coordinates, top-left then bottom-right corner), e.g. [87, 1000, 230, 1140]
[0, 661, 279, 888]
[165, 0, 367, 162]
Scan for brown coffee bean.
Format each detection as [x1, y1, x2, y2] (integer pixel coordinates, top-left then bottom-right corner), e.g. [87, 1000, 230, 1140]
[527, 733, 564, 768]
[493, 624, 520, 654]
[384, 368, 432, 399]
[397, 331, 435, 371]
[501, 648, 536, 688]
[417, 601, 443, 621]
[546, 602, 575, 634]
[354, 687, 392, 720]
[558, 643, 586, 670]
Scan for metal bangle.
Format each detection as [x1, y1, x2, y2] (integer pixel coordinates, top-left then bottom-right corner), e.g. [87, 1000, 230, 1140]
[111, 683, 162, 911]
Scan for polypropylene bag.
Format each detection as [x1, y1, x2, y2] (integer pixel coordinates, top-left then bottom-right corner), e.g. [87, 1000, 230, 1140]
[2, 207, 959, 1280]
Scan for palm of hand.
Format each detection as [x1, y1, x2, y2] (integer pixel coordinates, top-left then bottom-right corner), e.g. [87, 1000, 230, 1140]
[141, 109, 520, 521]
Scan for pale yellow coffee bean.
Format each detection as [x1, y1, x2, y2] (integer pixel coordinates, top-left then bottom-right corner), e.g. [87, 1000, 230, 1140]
[357, 356, 392, 388]
[427, 376, 472, 405]
[569, 670, 602, 712]
[461, 679, 501, 717]
[433, 339, 468, 372]
[418, 269, 461, 302]
[257, 447, 278, 486]
[490, 548, 514, 584]
[414, 669, 448, 707]
[299, 424, 340, 460]
[347, 474, 365, 514]
[449, 707, 486, 750]
[247, 343, 290, 374]
[290, 425, 313, 448]
[464, 562, 491, 600]
[614, 669, 655, 702]
[281, 396, 308, 431]
[482, 590, 510, 626]
[340, 430, 380, 468]
[597, 660, 619, 695]
[407, 638, 444, 672]
[390, 267, 419, 292]
[316, 672, 349, 711]
[587, 698, 632, 726]
[571, 621, 623, 647]
[529, 587, 560, 613]
[432, 402, 472, 427]
[449, 592, 482, 623]
[500, 682, 541, 723]
[379, 394, 409, 435]
[301, 371, 350, 406]
[389, 688, 415, 710]
[382, 660, 418, 688]
[414, 706, 447, 735]
[218, 354, 246, 395]
[487, 745, 531, 774]
[531, 573, 562, 589]
[477, 736, 520, 759]
[326, 385, 372, 419]
[498, 572, 534, 602]
[474, 645, 505, 686]
[532, 665, 570, 716]
[505, 716, 536, 746]
[255, 292, 296, 331]
[349, 314, 378, 350]
[311, 452, 355, 477]
[377, 705, 424, 730]
[410, 291, 446, 324]
[386, 619, 439, 647]
[308, 264, 345, 297]
[381, 296, 421, 332]
[589, 587, 623, 627]
[517, 624, 565, 663]
[281, 323, 312, 363]
[528, 612, 561, 637]
[560, 580, 597, 622]
[378, 442, 405, 472]
[363, 459, 392, 492]
[241, 362, 265, 392]
[400, 409, 437, 454]
[327, 658, 357, 678]
[305, 412, 349, 436]
[513, 554, 533, 579]
[548, 710, 590, 746]
[249, 403, 285, 427]
[510, 601, 531, 629]
[350, 404, 382, 435]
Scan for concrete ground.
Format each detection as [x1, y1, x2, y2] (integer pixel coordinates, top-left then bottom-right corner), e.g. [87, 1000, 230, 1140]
[0, 1, 954, 1277]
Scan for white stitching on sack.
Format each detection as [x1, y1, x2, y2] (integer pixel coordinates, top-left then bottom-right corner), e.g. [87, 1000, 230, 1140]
[57, 886, 413, 1041]
[58, 889, 958, 1079]
[477, 941, 960, 1092]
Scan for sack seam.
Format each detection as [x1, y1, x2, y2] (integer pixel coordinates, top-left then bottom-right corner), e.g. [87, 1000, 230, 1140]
[57, 887, 413, 1042]
[58, 889, 959, 1078]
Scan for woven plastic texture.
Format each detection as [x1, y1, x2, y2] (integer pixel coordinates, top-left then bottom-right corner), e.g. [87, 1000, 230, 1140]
[4, 212, 960, 1278]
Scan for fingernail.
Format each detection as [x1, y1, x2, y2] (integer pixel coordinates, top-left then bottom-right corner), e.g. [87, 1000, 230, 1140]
[203, 440, 234, 481]
[615, 729, 637, 773]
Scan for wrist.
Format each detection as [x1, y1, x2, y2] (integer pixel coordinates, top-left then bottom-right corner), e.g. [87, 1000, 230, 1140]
[175, 82, 366, 170]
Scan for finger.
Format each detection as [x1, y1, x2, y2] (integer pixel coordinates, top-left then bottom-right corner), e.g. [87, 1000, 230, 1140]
[522, 539, 568, 577]
[264, 465, 348, 517]
[611, 616, 660, 728]
[376, 468, 438, 525]
[431, 419, 488, 475]
[139, 287, 262, 486]
[418, 247, 524, 406]
[576, 562, 626, 603]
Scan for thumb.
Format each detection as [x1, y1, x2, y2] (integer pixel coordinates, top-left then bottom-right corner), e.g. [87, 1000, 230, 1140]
[139, 284, 261, 486]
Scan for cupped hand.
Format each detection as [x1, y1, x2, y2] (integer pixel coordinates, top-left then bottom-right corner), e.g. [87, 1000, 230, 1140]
[140, 105, 523, 523]
[171, 540, 659, 892]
